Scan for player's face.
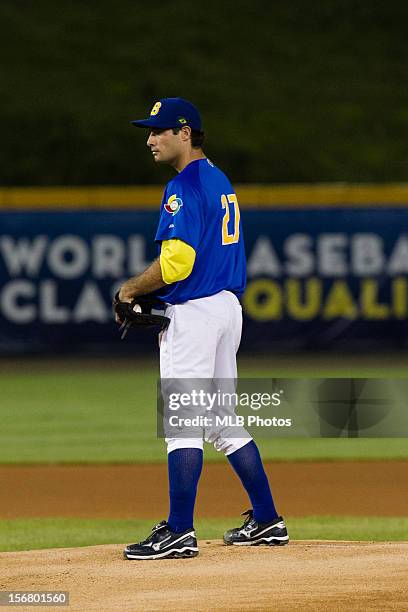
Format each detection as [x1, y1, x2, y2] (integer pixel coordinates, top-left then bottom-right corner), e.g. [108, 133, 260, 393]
[146, 129, 183, 165]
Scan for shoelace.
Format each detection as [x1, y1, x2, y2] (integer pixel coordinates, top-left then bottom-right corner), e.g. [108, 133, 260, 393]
[240, 509, 254, 528]
[152, 520, 168, 532]
[139, 520, 168, 545]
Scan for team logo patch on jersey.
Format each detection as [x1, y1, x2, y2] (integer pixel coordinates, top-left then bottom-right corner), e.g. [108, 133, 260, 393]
[164, 194, 183, 215]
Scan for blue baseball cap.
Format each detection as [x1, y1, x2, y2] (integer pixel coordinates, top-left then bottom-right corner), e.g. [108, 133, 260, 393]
[131, 97, 202, 131]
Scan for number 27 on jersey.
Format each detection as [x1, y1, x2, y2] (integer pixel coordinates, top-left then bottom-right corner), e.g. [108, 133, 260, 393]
[221, 194, 240, 245]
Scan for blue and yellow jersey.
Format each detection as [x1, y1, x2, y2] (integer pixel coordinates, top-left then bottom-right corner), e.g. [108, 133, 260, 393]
[155, 158, 246, 304]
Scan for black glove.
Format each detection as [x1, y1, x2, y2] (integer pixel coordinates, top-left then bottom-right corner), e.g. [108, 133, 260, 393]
[113, 292, 170, 340]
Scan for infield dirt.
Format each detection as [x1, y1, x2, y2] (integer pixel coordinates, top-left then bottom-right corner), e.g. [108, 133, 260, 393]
[1, 541, 408, 611]
[1, 461, 407, 518]
[1, 461, 408, 610]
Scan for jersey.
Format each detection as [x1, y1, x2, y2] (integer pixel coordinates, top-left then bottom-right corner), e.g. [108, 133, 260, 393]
[154, 158, 246, 304]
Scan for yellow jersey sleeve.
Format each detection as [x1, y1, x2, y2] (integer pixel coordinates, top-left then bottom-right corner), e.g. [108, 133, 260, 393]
[160, 239, 196, 284]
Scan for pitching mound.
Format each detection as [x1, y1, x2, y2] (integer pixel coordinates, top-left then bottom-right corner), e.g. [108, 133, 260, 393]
[1, 541, 408, 611]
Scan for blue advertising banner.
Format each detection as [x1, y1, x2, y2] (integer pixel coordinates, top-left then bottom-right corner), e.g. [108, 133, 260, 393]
[0, 208, 407, 353]
[242, 208, 408, 351]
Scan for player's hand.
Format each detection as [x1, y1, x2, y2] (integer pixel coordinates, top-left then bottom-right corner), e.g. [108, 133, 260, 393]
[112, 292, 170, 339]
[114, 286, 133, 323]
[118, 286, 133, 303]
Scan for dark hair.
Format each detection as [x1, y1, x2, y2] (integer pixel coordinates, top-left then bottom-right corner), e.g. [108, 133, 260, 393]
[191, 130, 205, 149]
[172, 127, 205, 149]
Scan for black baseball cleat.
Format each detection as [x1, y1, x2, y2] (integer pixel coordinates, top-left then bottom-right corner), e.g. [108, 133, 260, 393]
[223, 510, 289, 546]
[124, 520, 199, 560]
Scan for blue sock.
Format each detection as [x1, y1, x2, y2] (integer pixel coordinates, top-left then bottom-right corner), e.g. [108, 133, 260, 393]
[227, 440, 279, 523]
[167, 448, 203, 533]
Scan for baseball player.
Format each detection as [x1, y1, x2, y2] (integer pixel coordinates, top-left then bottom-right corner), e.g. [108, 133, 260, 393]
[118, 98, 288, 560]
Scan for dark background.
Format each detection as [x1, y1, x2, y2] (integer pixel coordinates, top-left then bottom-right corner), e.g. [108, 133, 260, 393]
[2, 0, 408, 186]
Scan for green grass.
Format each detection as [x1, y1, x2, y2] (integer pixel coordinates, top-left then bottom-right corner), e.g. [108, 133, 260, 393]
[239, 355, 408, 378]
[0, 369, 163, 463]
[0, 517, 407, 552]
[0, 356, 407, 463]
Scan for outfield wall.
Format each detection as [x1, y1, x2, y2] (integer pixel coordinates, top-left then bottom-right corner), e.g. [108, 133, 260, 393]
[1, 185, 407, 354]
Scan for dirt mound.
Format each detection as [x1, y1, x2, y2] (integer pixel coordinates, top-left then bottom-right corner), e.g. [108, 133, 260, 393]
[1, 541, 408, 611]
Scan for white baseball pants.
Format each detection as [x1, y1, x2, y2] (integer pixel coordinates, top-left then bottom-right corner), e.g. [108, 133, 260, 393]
[160, 290, 252, 455]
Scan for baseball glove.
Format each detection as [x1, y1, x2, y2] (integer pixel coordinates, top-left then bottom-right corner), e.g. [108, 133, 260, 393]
[113, 292, 170, 340]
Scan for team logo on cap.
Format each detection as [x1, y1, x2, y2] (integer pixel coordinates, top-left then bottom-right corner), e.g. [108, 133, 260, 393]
[164, 194, 183, 215]
[150, 101, 162, 116]
[178, 116, 187, 124]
